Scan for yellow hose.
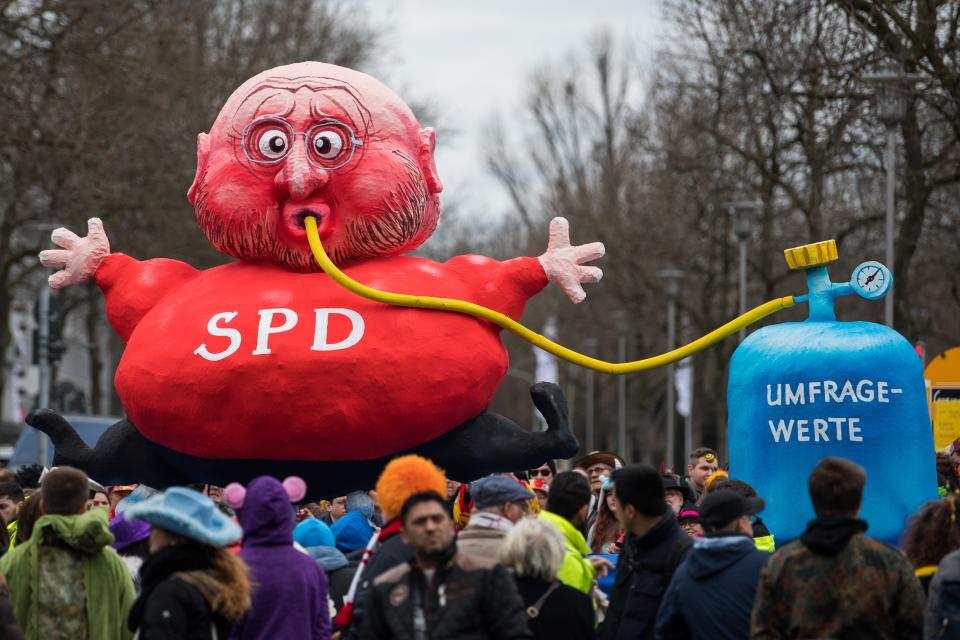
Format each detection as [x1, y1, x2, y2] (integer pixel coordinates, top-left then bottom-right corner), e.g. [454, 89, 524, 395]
[305, 217, 795, 374]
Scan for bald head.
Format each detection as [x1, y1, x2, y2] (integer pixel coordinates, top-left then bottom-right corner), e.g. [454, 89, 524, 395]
[189, 62, 442, 271]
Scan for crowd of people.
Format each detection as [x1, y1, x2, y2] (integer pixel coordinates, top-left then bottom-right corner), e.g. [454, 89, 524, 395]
[0, 445, 956, 638]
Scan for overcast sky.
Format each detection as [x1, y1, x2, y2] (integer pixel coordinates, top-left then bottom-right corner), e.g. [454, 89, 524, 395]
[364, 0, 666, 219]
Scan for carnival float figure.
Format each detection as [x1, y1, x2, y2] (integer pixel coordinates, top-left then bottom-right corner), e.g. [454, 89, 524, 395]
[30, 62, 604, 495]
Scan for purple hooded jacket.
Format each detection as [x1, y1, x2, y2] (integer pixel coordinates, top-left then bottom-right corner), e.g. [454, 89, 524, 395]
[230, 476, 330, 640]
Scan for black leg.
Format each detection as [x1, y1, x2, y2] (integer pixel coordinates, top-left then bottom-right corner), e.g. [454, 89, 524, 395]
[24, 382, 578, 499]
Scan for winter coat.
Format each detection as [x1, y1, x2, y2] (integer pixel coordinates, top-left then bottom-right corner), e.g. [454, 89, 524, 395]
[128, 542, 249, 640]
[331, 512, 375, 554]
[655, 533, 768, 640]
[539, 510, 595, 593]
[358, 548, 532, 640]
[0, 509, 135, 640]
[230, 477, 330, 640]
[599, 511, 692, 640]
[515, 576, 595, 640]
[0, 574, 24, 640]
[302, 545, 356, 610]
[925, 548, 960, 639]
[751, 517, 924, 639]
[343, 520, 411, 639]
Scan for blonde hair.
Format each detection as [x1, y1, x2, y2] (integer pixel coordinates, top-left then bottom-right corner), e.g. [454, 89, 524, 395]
[499, 517, 566, 582]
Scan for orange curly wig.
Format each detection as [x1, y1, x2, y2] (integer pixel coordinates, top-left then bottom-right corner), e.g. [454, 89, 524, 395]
[375, 455, 447, 520]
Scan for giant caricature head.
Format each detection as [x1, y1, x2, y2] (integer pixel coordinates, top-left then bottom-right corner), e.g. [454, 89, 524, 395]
[188, 61, 443, 270]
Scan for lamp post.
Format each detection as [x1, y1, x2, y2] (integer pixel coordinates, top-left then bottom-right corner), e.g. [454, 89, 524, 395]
[658, 269, 685, 468]
[864, 67, 920, 328]
[725, 201, 763, 342]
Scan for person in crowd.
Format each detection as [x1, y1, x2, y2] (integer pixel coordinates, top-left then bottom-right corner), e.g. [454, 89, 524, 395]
[711, 478, 775, 551]
[323, 496, 348, 526]
[937, 452, 960, 495]
[530, 460, 557, 486]
[683, 448, 719, 502]
[0, 484, 23, 526]
[902, 495, 960, 593]
[88, 491, 110, 511]
[678, 505, 704, 539]
[294, 518, 355, 611]
[0, 573, 24, 640]
[10, 498, 40, 548]
[0, 466, 135, 640]
[109, 516, 151, 590]
[500, 517, 595, 640]
[331, 491, 377, 554]
[359, 491, 531, 639]
[106, 484, 137, 512]
[540, 471, 611, 594]
[574, 452, 623, 496]
[458, 474, 534, 559]
[656, 489, 770, 639]
[600, 464, 691, 640]
[589, 477, 622, 553]
[0, 470, 14, 485]
[530, 477, 550, 510]
[699, 469, 728, 503]
[449, 480, 474, 531]
[751, 457, 924, 639]
[925, 547, 960, 638]
[11, 467, 41, 493]
[223, 476, 329, 639]
[661, 474, 692, 515]
[125, 486, 250, 638]
[338, 455, 447, 637]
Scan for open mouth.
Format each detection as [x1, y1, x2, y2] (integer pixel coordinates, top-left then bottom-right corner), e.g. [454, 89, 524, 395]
[280, 202, 332, 242]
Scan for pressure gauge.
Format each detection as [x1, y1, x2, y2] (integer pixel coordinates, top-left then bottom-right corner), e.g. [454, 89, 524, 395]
[850, 261, 892, 300]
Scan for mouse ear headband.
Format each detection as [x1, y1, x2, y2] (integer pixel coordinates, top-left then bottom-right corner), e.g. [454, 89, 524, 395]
[223, 476, 307, 509]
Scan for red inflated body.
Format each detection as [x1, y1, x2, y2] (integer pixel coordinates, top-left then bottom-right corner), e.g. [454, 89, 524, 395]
[96, 252, 546, 461]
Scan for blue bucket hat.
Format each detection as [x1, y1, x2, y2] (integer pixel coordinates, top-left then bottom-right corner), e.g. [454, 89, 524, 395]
[124, 487, 241, 547]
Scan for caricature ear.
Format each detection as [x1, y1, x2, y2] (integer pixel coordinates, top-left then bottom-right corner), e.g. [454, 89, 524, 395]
[223, 482, 246, 509]
[417, 127, 442, 195]
[187, 132, 210, 205]
[283, 476, 307, 503]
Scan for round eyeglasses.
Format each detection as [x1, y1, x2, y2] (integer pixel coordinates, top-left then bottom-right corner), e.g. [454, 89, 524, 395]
[241, 115, 364, 170]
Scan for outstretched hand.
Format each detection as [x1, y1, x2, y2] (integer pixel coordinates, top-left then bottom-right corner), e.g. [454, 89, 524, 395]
[38, 218, 111, 289]
[537, 217, 605, 304]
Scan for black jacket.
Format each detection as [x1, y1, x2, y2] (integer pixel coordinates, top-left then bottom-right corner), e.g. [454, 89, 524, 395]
[358, 549, 532, 640]
[599, 512, 692, 640]
[655, 533, 768, 640]
[515, 576, 595, 640]
[128, 545, 234, 640]
[344, 527, 412, 638]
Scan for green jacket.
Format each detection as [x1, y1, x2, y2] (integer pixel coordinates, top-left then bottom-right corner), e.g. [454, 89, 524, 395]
[539, 510, 595, 594]
[0, 509, 135, 640]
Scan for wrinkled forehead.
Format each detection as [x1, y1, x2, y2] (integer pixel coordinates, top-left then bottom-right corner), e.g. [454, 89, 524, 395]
[224, 77, 374, 137]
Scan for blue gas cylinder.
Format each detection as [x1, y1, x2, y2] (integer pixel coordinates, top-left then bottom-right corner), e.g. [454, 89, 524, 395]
[727, 241, 936, 544]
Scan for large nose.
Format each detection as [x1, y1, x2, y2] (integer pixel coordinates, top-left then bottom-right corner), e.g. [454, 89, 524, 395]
[274, 137, 329, 201]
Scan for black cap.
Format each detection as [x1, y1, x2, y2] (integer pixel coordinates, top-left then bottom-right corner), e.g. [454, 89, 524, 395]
[699, 489, 765, 531]
[661, 474, 693, 503]
[610, 464, 666, 516]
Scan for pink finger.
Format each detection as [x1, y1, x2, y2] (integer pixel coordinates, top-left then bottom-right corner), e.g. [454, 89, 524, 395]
[39, 249, 69, 267]
[51, 227, 80, 249]
[578, 266, 603, 284]
[574, 242, 605, 263]
[48, 271, 72, 289]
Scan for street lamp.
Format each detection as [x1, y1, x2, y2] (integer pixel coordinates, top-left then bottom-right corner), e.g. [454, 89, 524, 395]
[724, 201, 763, 342]
[658, 269, 685, 468]
[864, 67, 920, 328]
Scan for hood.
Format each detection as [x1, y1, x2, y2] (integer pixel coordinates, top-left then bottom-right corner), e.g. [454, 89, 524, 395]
[33, 510, 114, 554]
[686, 534, 756, 580]
[304, 545, 349, 571]
[800, 517, 868, 556]
[236, 476, 294, 547]
[331, 511, 374, 553]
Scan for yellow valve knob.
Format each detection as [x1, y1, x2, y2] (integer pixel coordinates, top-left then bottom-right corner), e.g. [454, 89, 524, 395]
[784, 240, 838, 270]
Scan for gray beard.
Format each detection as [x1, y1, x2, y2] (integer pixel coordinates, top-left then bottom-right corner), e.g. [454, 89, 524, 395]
[194, 157, 434, 270]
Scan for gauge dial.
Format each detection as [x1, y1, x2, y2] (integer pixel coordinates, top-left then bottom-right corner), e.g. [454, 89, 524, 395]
[850, 261, 892, 300]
